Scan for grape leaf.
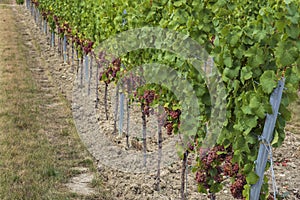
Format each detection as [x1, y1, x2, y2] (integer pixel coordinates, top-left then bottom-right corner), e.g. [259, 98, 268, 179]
[259, 70, 277, 94]
[246, 171, 259, 184]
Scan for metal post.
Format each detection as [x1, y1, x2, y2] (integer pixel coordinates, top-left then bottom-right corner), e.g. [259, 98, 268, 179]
[250, 78, 285, 200]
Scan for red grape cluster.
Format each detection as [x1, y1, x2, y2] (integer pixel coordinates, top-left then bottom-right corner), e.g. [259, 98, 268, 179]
[99, 58, 121, 84]
[195, 146, 224, 183]
[187, 142, 195, 151]
[137, 90, 157, 117]
[83, 40, 94, 55]
[53, 15, 60, 26]
[31, 0, 39, 6]
[41, 10, 51, 19]
[164, 122, 173, 135]
[267, 193, 275, 200]
[72, 36, 82, 48]
[70, 35, 94, 55]
[230, 174, 246, 199]
[163, 108, 181, 135]
[168, 109, 181, 119]
[143, 90, 156, 104]
[222, 155, 239, 177]
[195, 145, 247, 199]
[195, 171, 207, 185]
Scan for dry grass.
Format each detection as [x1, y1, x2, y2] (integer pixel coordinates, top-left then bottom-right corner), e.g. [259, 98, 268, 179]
[0, 0, 12, 4]
[0, 5, 109, 200]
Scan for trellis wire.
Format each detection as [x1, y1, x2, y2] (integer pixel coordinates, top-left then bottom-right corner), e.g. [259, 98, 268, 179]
[260, 137, 278, 199]
[250, 78, 285, 200]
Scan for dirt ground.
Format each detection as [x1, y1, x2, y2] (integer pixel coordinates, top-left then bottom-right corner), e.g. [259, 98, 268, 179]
[1, 1, 299, 200]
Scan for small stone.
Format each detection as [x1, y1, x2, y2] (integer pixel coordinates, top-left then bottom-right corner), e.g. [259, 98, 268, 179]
[279, 173, 286, 177]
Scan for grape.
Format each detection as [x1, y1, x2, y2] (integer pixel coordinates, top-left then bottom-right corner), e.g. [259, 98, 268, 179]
[112, 58, 121, 68]
[98, 57, 121, 83]
[195, 171, 206, 183]
[195, 145, 245, 196]
[214, 174, 223, 183]
[169, 109, 181, 119]
[223, 162, 233, 176]
[267, 194, 274, 200]
[136, 90, 157, 117]
[232, 163, 239, 174]
[143, 105, 150, 116]
[230, 175, 246, 199]
[159, 108, 181, 135]
[164, 122, 173, 135]
[187, 142, 194, 151]
[143, 90, 156, 104]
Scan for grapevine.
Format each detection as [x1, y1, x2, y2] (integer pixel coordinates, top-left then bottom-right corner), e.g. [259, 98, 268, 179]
[28, 0, 300, 199]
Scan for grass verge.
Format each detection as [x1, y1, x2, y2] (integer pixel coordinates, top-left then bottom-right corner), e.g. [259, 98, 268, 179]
[0, 5, 110, 200]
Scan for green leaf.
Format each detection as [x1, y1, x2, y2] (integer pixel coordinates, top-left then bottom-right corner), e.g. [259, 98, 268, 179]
[271, 130, 279, 146]
[286, 24, 300, 39]
[241, 105, 252, 115]
[243, 184, 251, 200]
[249, 96, 260, 109]
[233, 150, 243, 165]
[259, 70, 277, 94]
[243, 163, 253, 174]
[244, 116, 258, 130]
[246, 134, 257, 144]
[198, 184, 208, 194]
[224, 56, 232, 68]
[241, 66, 253, 84]
[254, 104, 266, 119]
[173, 0, 186, 7]
[210, 182, 223, 193]
[230, 34, 240, 46]
[275, 41, 298, 66]
[246, 171, 259, 184]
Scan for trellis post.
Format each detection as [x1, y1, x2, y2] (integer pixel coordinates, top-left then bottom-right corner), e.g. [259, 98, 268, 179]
[250, 78, 285, 200]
